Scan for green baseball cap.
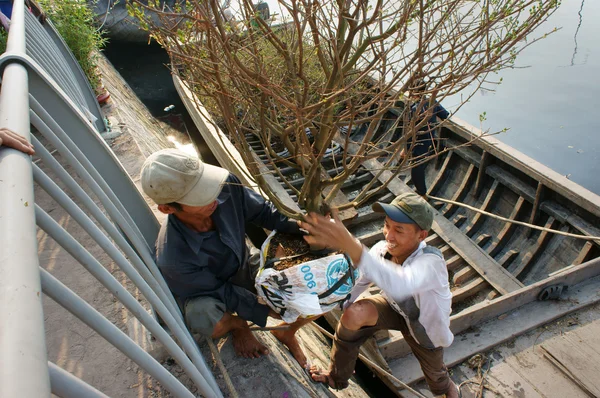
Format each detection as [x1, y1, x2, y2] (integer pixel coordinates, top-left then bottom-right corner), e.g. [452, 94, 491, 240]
[372, 192, 434, 230]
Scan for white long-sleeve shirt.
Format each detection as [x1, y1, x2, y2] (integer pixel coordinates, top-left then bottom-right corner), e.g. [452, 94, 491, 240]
[348, 240, 454, 348]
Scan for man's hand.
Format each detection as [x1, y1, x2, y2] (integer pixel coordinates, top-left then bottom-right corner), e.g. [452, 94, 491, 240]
[299, 209, 363, 266]
[0, 128, 35, 155]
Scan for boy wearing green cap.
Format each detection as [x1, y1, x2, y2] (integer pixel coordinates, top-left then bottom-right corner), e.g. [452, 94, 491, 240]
[300, 192, 458, 398]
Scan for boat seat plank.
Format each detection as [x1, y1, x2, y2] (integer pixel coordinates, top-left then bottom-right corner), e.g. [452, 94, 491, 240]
[446, 139, 482, 167]
[573, 242, 594, 266]
[451, 276, 486, 303]
[541, 201, 600, 247]
[486, 164, 536, 200]
[344, 210, 385, 229]
[452, 266, 477, 286]
[541, 334, 600, 397]
[452, 214, 467, 228]
[445, 254, 464, 271]
[486, 165, 600, 247]
[364, 157, 524, 295]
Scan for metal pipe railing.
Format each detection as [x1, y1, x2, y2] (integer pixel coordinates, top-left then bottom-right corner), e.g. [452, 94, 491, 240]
[29, 101, 151, 257]
[29, 106, 178, 313]
[0, 0, 51, 396]
[48, 362, 108, 398]
[35, 205, 220, 397]
[33, 166, 221, 396]
[31, 138, 184, 329]
[40, 268, 197, 398]
[1, 2, 224, 396]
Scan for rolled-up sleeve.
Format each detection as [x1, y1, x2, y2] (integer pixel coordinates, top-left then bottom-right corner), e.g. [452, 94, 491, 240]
[161, 262, 270, 326]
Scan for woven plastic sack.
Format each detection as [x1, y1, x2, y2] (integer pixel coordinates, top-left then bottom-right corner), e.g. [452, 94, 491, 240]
[255, 230, 359, 323]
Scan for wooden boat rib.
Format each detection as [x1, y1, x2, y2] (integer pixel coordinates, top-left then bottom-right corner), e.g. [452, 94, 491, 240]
[174, 76, 600, 394]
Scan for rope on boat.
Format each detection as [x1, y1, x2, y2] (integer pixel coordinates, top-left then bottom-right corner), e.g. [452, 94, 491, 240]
[205, 337, 239, 398]
[310, 322, 428, 398]
[427, 195, 600, 242]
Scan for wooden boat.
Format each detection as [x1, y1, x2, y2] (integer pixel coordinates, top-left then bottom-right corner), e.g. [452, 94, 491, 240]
[174, 76, 600, 394]
[90, 0, 270, 43]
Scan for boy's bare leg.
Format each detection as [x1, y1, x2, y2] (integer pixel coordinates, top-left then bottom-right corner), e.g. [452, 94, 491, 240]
[213, 312, 268, 359]
[271, 316, 319, 368]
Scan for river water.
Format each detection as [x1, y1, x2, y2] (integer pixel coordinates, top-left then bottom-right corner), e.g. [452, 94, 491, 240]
[446, 0, 599, 194]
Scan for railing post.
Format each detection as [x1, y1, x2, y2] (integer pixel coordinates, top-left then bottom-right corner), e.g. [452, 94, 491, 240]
[0, 0, 51, 396]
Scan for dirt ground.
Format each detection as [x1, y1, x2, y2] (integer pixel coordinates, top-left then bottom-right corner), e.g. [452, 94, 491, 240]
[38, 54, 369, 398]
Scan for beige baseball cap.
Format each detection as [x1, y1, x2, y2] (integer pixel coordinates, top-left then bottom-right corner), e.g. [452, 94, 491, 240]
[141, 149, 229, 207]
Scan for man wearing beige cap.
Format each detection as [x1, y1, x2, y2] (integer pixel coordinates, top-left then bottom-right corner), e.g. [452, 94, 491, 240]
[299, 192, 458, 397]
[141, 149, 309, 364]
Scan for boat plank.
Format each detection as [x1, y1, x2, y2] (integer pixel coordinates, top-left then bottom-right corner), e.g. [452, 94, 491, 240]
[529, 182, 545, 225]
[357, 230, 383, 247]
[474, 150, 490, 196]
[487, 164, 600, 247]
[488, 196, 525, 258]
[326, 185, 358, 221]
[502, 351, 589, 398]
[541, 334, 600, 397]
[426, 151, 453, 196]
[451, 277, 486, 303]
[441, 163, 475, 216]
[486, 164, 536, 201]
[509, 217, 556, 278]
[364, 158, 523, 295]
[464, 180, 500, 237]
[252, 152, 303, 214]
[475, 362, 543, 398]
[573, 242, 594, 266]
[541, 201, 600, 247]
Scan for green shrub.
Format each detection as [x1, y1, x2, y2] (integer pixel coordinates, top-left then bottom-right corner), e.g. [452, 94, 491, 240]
[0, 28, 6, 54]
[38, 0, 107, 90]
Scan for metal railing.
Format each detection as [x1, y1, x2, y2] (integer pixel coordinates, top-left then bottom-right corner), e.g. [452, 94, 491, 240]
[0, 1, 222, 396]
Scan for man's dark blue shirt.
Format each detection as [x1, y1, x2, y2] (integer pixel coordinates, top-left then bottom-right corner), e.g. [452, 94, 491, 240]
[155, 173, 299, 327]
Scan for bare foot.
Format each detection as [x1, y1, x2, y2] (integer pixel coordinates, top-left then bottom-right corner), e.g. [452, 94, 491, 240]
[309, 365, 348, 389]
[232, 328, 269, 359]
[271, 328, 308, 368]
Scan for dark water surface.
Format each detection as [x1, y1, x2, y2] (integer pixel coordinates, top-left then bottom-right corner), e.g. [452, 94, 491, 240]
[103, 41, 220, 166]
[447, 0, 600, 195]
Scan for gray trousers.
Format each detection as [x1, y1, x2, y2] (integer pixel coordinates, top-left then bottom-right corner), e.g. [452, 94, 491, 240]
[184, 248, 260, 336]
